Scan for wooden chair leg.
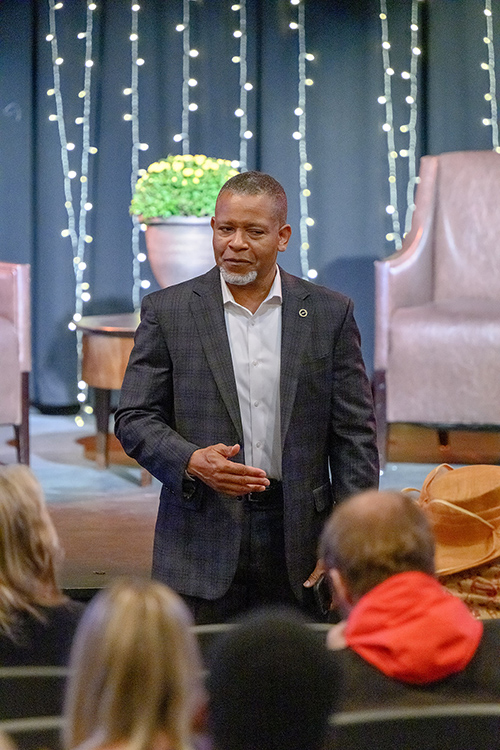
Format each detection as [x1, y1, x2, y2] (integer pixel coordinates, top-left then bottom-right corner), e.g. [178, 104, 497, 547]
[93, 387, 111, 468]
[372, 370, 387, 470]
[15, 372, 30, 465]
[437, 429, 450, 447]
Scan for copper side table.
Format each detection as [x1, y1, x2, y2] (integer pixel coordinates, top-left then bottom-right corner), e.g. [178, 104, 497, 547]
[76, 313, 150, 484]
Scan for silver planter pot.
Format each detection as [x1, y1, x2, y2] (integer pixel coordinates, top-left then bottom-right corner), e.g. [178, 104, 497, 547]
[145, 216, 214, 288]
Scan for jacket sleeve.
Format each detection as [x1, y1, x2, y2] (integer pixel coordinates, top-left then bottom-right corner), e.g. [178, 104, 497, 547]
[114, 294, 199, 494]
[328, 298, 379, 500]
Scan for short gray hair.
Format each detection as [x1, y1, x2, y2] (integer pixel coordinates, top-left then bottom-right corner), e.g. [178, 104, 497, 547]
[217, 171, 288, 225]
[319, 490, 435, 600]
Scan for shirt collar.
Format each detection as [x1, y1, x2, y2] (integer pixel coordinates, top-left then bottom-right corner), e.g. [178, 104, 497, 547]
[220, 266, 282, 308]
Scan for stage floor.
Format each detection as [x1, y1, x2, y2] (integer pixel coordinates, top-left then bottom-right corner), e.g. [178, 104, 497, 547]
[0, 411, 160, 598]
[1, 410, 498, 598]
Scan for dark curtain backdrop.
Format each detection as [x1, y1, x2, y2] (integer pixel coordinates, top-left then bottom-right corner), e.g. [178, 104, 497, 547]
[0, 0, 497, 409]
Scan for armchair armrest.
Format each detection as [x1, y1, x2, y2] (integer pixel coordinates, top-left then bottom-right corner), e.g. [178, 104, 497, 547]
[374, 155, 438, 371]
[0, 262, 31, 373]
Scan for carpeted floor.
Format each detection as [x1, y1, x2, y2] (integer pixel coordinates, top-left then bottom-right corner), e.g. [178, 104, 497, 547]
[0, 411, 160, 597]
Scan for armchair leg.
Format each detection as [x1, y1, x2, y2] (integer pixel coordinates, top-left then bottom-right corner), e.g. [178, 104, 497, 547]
[372, 370, 387, 470]
[15, 372, 30, 465]
[437, 429, 449, 447]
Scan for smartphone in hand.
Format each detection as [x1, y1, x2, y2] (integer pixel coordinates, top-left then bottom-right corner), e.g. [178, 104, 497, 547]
[313, 573, 332, 615]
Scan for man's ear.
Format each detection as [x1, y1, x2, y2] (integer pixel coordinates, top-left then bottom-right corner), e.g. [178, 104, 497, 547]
[277, 223, 292, 253]
[328, 569, 354, 611]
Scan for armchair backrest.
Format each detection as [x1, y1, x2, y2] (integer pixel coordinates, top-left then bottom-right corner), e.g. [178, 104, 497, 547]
[433, 151, 500, 302]
[0, 262, 31, 373]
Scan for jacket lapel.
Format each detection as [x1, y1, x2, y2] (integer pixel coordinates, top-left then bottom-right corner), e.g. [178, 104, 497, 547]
[190, 268, 243, 441]
[280, 269, 311, 448]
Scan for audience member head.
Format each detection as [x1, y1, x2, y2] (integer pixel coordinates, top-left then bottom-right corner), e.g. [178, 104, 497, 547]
[207, 607, 340, 750]
[0, 464, 65, 634]
[319, 490, 435, 610]
[217, 171, 288, 226]
[64, 577, 205, 750]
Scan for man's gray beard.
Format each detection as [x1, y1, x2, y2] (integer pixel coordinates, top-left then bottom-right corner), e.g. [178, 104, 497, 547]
[220, 267, 258, 286]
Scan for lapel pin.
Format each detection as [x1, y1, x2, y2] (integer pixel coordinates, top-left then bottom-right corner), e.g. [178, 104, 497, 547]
[299, 309, 308, 317]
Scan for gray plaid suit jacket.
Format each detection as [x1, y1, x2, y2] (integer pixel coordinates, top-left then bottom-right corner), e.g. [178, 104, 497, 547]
[115, 266, 378, 603]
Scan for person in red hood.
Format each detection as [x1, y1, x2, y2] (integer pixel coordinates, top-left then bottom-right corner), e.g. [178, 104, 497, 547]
[318, 489, 500, 710]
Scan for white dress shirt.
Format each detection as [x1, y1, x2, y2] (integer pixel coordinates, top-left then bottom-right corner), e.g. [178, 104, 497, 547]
[221, 268, 282, 479]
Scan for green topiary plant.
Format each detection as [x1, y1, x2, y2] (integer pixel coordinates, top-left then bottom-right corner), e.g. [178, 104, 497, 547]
[130, 154, 239, 221]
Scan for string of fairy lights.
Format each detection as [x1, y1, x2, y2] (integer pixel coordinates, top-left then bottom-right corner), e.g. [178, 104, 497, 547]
[231, 1, 253, 171]
[403, 0, 420, 234]
[173, 0, 198, 153]
[378, 0, 402, 250]
[289, 0, 316, 280]
[482, 1, 500, 151]
[45, 1, 500, 413]
[378, 0, 422, 251]
[124, 3, 150, 311]
[46, 0, 99, 420]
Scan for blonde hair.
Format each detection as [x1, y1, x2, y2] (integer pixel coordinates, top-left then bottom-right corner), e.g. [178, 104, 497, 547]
[0, 732, 17, 750]
[64, 578, 206, 750]
[0, 464, 65, 634]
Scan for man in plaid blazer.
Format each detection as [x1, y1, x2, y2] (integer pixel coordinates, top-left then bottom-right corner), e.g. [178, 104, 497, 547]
[115, 171, 378, 623]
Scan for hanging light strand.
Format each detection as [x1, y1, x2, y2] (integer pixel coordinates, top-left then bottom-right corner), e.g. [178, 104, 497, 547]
[181, 0, 191, 154]
[483, 1, 499, 150]
[46, 0, 97, 416]
[403, 0, 421, 233]
[231, 2, 250, 170]
[290, 0, 316, 280]
[379, 0, 402, 250]
[75, 2, 96, 323]
[128, 3, 149, 310]
[47, 1, 78, 257]
[174, 0, 198, 150]
[296, 2, 311, 279]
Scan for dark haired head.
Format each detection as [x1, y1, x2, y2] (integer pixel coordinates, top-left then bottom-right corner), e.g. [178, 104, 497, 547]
[217, 171, 288, 226]
[207, 606, 340, 750]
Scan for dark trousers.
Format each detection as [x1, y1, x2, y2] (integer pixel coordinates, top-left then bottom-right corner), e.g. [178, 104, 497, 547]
[182, 486, 319, 624]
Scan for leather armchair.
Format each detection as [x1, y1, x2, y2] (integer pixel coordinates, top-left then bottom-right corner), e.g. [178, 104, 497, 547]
[374, 151, 500, 466]
[0, 262, 31, 463]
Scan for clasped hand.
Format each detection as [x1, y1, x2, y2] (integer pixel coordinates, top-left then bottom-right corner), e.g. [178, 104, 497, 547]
[187, 444, 326, 592]
[186, 443, 270, 496]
